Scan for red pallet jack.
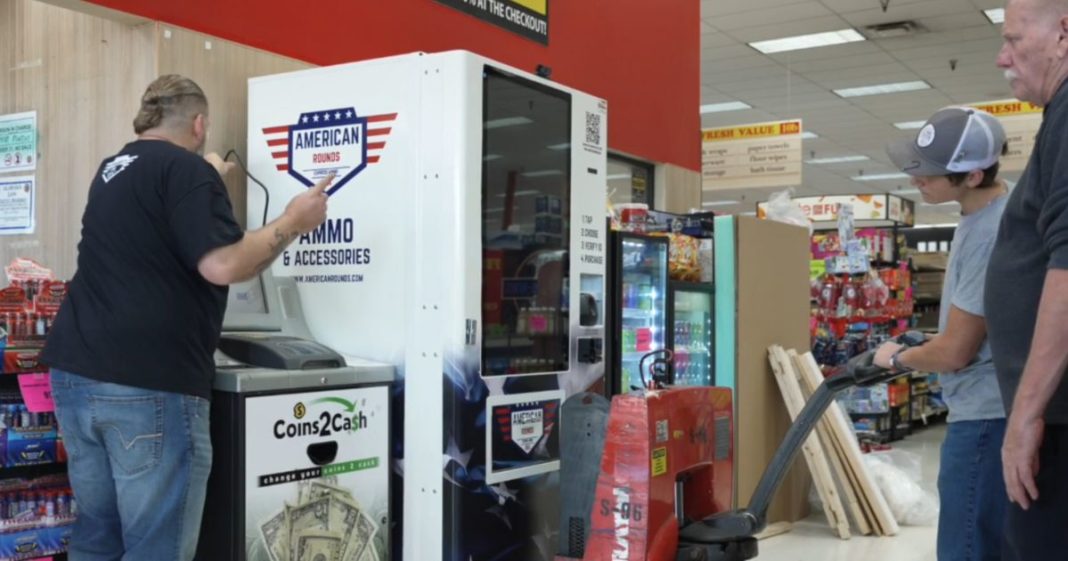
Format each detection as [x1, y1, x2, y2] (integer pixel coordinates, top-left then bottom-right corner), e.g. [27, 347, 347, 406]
[582, 333, 925, 561]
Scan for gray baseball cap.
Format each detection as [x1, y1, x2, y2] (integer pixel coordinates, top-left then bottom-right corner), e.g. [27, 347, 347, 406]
[887, 106, 1006, 176]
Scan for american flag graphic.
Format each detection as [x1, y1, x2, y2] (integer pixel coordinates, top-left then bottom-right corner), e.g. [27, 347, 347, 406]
[261, 112, 398, 172]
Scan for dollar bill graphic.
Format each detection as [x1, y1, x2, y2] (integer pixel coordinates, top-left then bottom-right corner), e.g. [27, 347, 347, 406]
[343, 512, 378, 561]
[294, 530, 342, 561]
[327, 495, 362, 561]
[289, 497, 330, 561]
[357, 540, 378, 561]
[310, 480, 357, 507]
[261, 507, 291, 561]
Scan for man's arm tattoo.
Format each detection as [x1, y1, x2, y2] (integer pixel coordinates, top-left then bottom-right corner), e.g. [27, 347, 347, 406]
[254, 228, 299, 274]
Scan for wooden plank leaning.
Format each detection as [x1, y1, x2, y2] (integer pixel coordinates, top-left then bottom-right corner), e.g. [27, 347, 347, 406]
[767, 345, 851, 539]
[794, 350, 900, 536]
[786, 348, 873, 536]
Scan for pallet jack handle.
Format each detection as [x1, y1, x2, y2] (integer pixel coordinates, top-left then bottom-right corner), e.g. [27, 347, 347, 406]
[678, 331, 926, 547]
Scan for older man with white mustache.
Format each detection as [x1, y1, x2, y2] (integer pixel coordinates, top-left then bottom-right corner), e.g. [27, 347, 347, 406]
[984, 0, 1068, 559]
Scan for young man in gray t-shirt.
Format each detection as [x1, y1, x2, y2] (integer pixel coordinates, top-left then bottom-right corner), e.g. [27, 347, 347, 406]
[875, 107, 1009, 561]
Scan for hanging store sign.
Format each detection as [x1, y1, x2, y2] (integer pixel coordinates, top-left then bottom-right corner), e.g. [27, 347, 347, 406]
[701, 119, 802, 191]
[965, 99, 1041, 173]
[757, 194, 915, 226]
[435, 0, 549, 44]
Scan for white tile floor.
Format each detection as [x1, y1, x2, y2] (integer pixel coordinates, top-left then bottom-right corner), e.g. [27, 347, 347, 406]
[756, 423, 946, 561]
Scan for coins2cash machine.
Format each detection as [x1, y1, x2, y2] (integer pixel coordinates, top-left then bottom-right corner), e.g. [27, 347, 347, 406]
[238, 51, 609, 561]
[197, 271, 395, 561]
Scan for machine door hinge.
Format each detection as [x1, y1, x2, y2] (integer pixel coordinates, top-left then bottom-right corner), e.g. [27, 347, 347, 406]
[465, 319, 477, 346]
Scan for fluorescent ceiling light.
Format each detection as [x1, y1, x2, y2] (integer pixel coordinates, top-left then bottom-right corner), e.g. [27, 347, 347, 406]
[805, 155, 870, 164]
[606, 173, 632, 180]
[749, 28, 865, 54]
[495, 189, 541, 197]
[852, 172, 910, 181]
[984, 8, 1004, 24]
[520, 170, 563, 178]
[485, 116, 533, 129]
[894, 120, 927, 130]
[739, 211, 758, 216]
[895, 188, 921, 195]
[702, 200, 740, 207]
[547, 143, 570, 150]
[833, 80, 931, 98]
[484, 154, 503, 161]
[801, 131, 819, 139]
[700, 101, 752, 114]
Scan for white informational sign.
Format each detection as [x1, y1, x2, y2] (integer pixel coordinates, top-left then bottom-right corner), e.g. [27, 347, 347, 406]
[701, 119, 803, 191]
[0, 112, 37, 173]
[245, 385, 390, 561]
[967, 99, 1042, 173]
[0, 176, 35, 235]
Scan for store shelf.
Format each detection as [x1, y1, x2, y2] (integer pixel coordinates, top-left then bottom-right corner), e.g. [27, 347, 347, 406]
[0, 462, 67, 480]
[622, 308, 657, 319]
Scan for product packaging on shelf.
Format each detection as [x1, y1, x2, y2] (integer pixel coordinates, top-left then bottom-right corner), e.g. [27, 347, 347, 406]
[0, 392, 59, 469]
[0, 475, 76, 560]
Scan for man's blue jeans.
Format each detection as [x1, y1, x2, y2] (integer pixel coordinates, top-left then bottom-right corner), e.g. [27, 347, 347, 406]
[50, 369, 212, 561]
[938, 418, 1008, 561]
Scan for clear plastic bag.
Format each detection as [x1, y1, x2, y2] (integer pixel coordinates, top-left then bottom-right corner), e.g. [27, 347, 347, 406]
[764, 188, 812, 234]
[863, 449, 939, 526]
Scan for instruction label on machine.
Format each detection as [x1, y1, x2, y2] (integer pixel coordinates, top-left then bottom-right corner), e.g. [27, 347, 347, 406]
[579, 214, 604, 265]
[245, 385, 389, 561]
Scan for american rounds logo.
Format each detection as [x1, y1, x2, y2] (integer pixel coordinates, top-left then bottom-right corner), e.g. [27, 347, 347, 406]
[261, 108, 397, 195]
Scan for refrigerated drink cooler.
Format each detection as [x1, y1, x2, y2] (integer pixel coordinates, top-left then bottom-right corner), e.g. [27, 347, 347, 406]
[605, 232, 669, 394]
[669, 282, 715, 386]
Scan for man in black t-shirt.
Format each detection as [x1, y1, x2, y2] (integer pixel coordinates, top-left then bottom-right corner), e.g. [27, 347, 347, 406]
[985, 1, 1068, 559]
[42, 75, 332, 561]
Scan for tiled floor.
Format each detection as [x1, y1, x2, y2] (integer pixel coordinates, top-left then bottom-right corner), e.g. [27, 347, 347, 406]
[757, 423, 946, 561]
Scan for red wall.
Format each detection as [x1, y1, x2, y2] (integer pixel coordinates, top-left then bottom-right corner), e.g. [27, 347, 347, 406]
[86, 0, 700, 171]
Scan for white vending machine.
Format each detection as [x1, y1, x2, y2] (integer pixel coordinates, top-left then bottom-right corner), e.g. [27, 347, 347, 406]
[247, 51, 608, 561]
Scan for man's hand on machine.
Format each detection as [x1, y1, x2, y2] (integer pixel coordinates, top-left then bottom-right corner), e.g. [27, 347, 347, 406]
[284, 173, 334, 233]
[204, 152, 236, 176]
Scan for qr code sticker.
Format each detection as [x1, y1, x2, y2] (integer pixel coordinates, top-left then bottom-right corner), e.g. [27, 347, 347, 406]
[656, 419, 669, 443]
[585, 112, 602, 145]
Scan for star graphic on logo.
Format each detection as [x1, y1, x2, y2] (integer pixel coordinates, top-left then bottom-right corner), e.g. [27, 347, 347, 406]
[335, 111, 342, 120]
[346, 110, 353, 118]
[325, 113, 332, 122]
[302, 116, 308, 124]
[313, 114, 320, 122]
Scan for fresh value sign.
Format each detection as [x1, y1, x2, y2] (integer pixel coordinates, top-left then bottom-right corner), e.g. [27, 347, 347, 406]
[967, 99, 1042, 173]
[435, 0, 549, 44]
[702, 120, 803, 191]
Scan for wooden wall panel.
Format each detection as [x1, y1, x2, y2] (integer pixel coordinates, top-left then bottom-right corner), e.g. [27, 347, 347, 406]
[654, 163, 700, 213]
[0, 1, 312, 281]
[155, 25, 310, 227]
[0, 0, 155, 279]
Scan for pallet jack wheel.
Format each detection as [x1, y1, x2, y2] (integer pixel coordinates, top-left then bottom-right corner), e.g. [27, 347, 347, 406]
[675, 537, 758, 561]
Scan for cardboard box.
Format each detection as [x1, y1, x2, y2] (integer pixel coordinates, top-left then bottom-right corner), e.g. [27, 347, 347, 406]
[912, 252, 949, 271]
